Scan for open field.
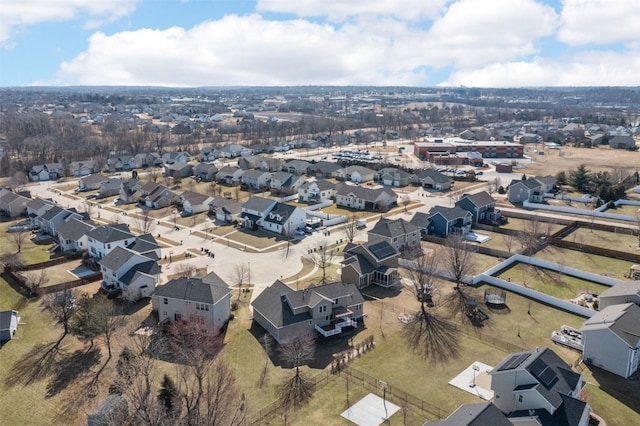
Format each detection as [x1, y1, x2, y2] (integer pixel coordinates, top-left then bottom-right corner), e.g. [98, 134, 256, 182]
[563, 227, 640, 251]
[0, 220, 55, 264]
[16, 259, 85, 287]
[496, 263, 611, 300]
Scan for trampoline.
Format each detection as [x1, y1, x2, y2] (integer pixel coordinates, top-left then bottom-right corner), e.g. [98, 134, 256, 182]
[484, 288, 506, 305]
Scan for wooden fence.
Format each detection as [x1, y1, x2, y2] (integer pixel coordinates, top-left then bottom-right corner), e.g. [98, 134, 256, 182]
[4, 252, 83, 272]
[2, 268, 102, 296]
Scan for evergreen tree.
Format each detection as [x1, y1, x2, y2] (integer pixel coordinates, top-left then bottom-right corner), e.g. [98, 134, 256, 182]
[569, 164, 590, 192]
[158, 374, 179, 414]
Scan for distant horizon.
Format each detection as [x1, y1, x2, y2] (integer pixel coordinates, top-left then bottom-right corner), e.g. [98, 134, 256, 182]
[2, 1, 639, 87]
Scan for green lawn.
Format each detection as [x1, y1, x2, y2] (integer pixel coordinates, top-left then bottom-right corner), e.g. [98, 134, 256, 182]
[562, 227, 639, 251]
[536, 246, 632, 279]
[497, 263, 611, 300]
[0, 220, 54, 264]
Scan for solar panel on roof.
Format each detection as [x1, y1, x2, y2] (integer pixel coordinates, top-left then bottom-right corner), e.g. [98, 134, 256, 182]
[369, 242, 396, 259]
[529, 358, 547, 377]
[498, 353, 531, 371]
[538, 368, 558, 388]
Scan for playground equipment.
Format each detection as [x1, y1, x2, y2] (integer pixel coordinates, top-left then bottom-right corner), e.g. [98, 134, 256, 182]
[484, 288, 507, 305]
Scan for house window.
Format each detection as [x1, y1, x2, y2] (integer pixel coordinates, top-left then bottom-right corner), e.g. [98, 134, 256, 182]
[163, 298, 168, 305]
[518, 395, 523, 403]
[319, 305, 327, 313]
[107, 244, 111, 249]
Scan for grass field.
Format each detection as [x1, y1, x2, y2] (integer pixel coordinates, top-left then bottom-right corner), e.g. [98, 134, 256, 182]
[535, 246, 632, 279]
[562, 227, 640, 251]
[496, 263, 611, 300]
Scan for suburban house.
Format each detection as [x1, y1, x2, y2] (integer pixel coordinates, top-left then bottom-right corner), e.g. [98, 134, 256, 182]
[410, 211, 431, 236]
[298, 180, 339, 203]
[85, 223, 136, 259]
[376, 168, 412, 187]
[250, 143, 275, 154]
[134, 152, 162, 168]
[609, 135, 637, 149]
[140, 183, 178, 209]
[152, 273, 232, 334]
[580, 303, 640, 378]
[56, 217, 95, 252]
[598, 280, 640, 310]
[99, 245, 161, 301]
[164, 162, 193, 179]
[335, 165, 376, 183]
[455, 191, 503, 224]
[29, 163, 64, 181]
[284, 159, 311, 175]
[118, 178, 144, 204]
[106, 154, 136, 172]
[209, 197, 242, 224]
[162, 151, 191, 165]
[411, 169, 453, 191]
[251, 280, 365, 345]
[535, 175, 557, 193]
[98, 178, 124, 199]
[270, 140, 290, 152]
[261, 202, 307, 235]
[26, 198, 55, 224]
[180, 191, 214, 215]
[237, 155, 261, 170]
[217, 166, 244, 185]
[426, 206, 473, 237]
[36, 206, 83, 237]
[255, 157, 284, 172]
[508, 179, 545, 204]
[489, 347, 591, 425]
[0, 191, 29, 217]
[341, 241, 400, 289]
[335, 185, 398, 211]
[0, 310, 19, 342]
[240, 196, 277, 229]
[368, 218, 421, 251]
[198, 147, 218, 162]
[424, 402, 511, 426]
[193, 163, 218, 182]
[306, 161, 342, 179]
[269, 171, 304, 195]
[216, 143, 252, 158]
[240, 169, 271, 190]
[79, 173, 109, 191]
[69, 160, 97, 177]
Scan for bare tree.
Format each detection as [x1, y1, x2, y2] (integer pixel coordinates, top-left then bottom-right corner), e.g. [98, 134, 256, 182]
[502, 233, 517, 254]
[134, 208, 156, 235]
[169, 321, 246, 425]
[343, 214, 360, 244]
[175, 263, 197, 278]
[401, 194, 411, 212]
[519, 218, 541, 255]
[442, 234, 476, 292]
[232, 263, 249, 301]
[11, 230, 29, 253]
[309, 239, 337, 285]
[278, 334, 316, 409]
[282, 222, 295, 259]
[7, 171, 29, 192]
[25, 269, 49, 296]
[147, 166, 160, 183]
[42, 287, 78, 345]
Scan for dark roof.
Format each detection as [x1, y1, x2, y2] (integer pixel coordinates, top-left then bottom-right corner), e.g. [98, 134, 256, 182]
[57, 217, 95, 240]
[154, 276, 230, 305]
[336, 184, 397, 202]
[251, 281, 364, 329]
[413, 169, 452, 183]
[119, 260, 161, 286]
[491, 348, 582, 411]
[308, 161, 341, 174]
[242, 196, 275, 213]
[86, 223, 134, 244]
[424, 402, 511, 426]
[581, 303, 640, 348]
[428, 205, 472, 221]
[127, 234, 161, 257]
[263, 202, 298, 225]
[99, 246, 137, 270]
[410, 211, 431, 229]
[345, 240, 399, 263]
[370, 217, 421, 238]
[458, 191, 495, 208]
[0, 310, 18, 332]
[39, 205, 65, 221]
[511, 178, 542, 190]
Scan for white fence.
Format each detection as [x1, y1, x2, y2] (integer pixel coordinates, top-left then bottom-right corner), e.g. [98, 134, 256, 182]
[278, 194, 298, 203]
[305, 200, 333, 211]
[523, 201, 636, 222]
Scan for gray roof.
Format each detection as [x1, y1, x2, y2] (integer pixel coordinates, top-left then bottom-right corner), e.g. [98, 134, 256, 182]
[251, 280, 364, 329]
[119, 260, 161, 286]
[127, 234, 161, 257]
[99, 246, 137, 271]
[242, 196, 275, 213]
[154, 276, 230, 305]
[428, 205, 472, 221]
[413, 169, 452, 183]
[308, 161, 341, 174]
[410, 212, 431, 229]
[39, 205, 65, 221]
[581, 303, 640, 348]
[510, 178, 542, 190]
[80, 173, 109, 185]
[370, 218, 421, 238]
[242, 169, 269, 179]
[86, 223, 134, 244]
[181, 190, 209, 206]
[425, 402, 511, 426]
[57, 217, 95, 240]
[598, 280, 640, 299]
[336, 185, 397, 202]
[458, 191, 495, 208]
[263, 202, 298, 225]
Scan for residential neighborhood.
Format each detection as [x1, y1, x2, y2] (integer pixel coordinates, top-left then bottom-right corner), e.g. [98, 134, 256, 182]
[0, 85, 639, 426]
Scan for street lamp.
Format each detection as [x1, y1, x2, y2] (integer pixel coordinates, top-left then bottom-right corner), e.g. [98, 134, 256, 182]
[380, 381, 388, 419]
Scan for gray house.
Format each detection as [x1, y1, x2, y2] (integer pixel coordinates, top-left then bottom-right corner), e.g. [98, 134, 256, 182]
[426, 206, 472, 237]
[412, 169, 453, 191]
[455, 191, 502, 224]
[598, 281, 640, 310]
[341, 241, 400, 289]
[251, 280, 365, 344]
[368, 217, 421, 251]
[0, 310, 19, 342]
[508, 179, 544, 204]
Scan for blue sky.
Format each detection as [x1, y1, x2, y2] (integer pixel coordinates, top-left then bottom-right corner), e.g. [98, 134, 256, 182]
[1, 0, 639, 87]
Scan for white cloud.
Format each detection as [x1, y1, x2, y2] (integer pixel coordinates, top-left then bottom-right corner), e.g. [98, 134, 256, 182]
[558, 0, 640, 45]
[423, 0, 558, 68]
[0, 0, 139, 47]
[256, 0, 450, 22]
[55, 15, 430, 86]
[442, 50, 640, 87]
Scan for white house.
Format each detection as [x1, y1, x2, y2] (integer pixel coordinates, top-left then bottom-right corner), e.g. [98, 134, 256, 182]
[99, 246, 161, 301]
[180, 191, 214, 215]
[240, 196, 276, 229]
[489, 347, 590, 425]
[298, 180, 339, 203]
[152, 273, 231, 334]
[240, 169, 271, 190]
[56, 217, 95, 252]
[261, 202, 307, 235]
[335, 185, 397, 211]
[581, 303, 640, 378]
[85, 223, 136, 259]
